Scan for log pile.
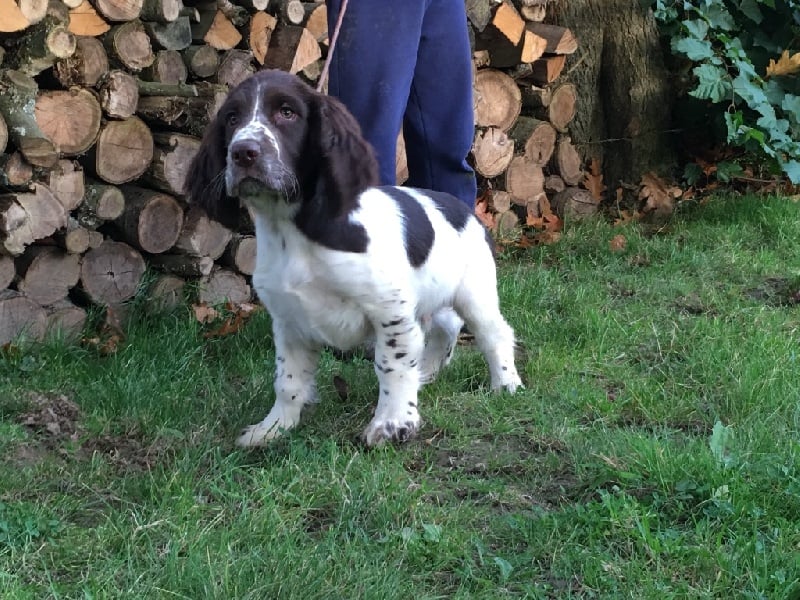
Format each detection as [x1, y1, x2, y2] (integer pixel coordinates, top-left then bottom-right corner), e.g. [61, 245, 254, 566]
[0, 0, 582, 344]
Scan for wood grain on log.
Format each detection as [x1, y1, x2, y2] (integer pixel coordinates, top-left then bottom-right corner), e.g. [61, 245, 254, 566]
[0, 113, 7, 154]
[79, 240, 146, 305]
[114, 186, 183, 253]
[92, 116, 153, 184]
[46, 159, 85, 211]
[8, 8, 76, 75]
[144, 16, 193, 51]
[141, 132, 200, 195]
[215, 49, 255, 87]
[305, 3, 327, 43]
[474, 69, 521, 132]
[545, 83, 577, 132]
[104, 19, 154, 71]
[554, 136, 583, 185]
[472, 127, 514, 178]
[136, 90, 225, 137]
[0, 153, 34, 189]
[140, 0, 183, 22]
[508, 116, 556, 166]
[148, 253, 213, 277]
[194, 9, 242, 50]
[0, 0, 31, 33]
[504, 156, 544, 203]
[0, 70, 58, 167]
[221, 234, 256, 275]
[0, 254, 14, 289]
[174, 205, 232, 259]
[93, 0, 144, 22]
[35, 87, 102, 156]
[141, 50, 188, 84]
[0, 289, 47, 344]
[525, 23, 578, 54]
[15, 246, 81, 305]
[97, 69, 139, 118]
[77, 182, 125, 227]
[551, 187, 597, 219]
[68, 1, 111, 36]
[55, 218, 93, 254]
[0, 183, 67, 256]
[182, 44, 219, 77]
[146, 273, 185, 312]
[530, 54, 566, 84]
[44, 299, 87, 340]
[264, 25, 321, 74]
[198, 266, 251, 305]
[55, 36, 109, 87]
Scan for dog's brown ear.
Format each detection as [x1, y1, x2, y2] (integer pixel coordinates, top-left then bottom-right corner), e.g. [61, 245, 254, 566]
[184, 114, 241, 228]
[312, 93, 379, 213]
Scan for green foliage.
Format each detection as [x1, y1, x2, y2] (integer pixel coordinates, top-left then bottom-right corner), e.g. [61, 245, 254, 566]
[651, 0, 800, 182]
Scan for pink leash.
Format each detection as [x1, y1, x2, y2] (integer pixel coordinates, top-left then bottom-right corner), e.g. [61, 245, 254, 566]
[316, 0, 349, 92]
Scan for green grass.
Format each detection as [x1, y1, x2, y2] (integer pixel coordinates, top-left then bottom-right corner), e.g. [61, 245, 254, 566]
[2, 195, 800, 599]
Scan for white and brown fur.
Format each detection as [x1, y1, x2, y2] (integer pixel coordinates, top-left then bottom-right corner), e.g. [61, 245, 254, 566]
[186, 69, 522, 447]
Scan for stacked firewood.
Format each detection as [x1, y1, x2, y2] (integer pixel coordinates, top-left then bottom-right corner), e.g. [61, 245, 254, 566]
[0, 0, 581, 344]
[466, 0, 591, 232]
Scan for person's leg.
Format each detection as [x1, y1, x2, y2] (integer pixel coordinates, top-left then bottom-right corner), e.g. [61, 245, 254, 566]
[326, 0, 425, 186]
[403, 0, 477, 208]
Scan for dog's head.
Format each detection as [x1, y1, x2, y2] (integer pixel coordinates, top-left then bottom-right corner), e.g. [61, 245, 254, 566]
[185, 69, 379, 227]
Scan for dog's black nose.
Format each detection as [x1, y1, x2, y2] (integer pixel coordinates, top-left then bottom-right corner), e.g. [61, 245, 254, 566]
[231, 140, 260, 167]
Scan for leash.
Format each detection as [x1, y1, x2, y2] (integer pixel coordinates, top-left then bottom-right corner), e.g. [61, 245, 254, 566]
[316, 0, 349, 92]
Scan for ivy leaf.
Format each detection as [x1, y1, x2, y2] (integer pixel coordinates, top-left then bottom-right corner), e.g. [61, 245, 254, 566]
[739, 0, 763, 23]
[781, 160, 800, 184]
[690, 64, 731, 102]
[702, 3, 736, 30]
[781, 94, 800, 126]
[732, 73, 769, 108]
[715, 160, 744, 182]
[682, 18, 709, 39]
[709, 420, 735, 468]
[673, 36, 715, 60]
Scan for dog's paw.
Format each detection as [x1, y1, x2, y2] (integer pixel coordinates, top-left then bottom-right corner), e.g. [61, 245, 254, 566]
[362, 415, 420, 447]
[492, 369, 524, 394]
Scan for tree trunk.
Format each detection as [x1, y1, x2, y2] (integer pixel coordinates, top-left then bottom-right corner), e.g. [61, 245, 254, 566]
[550, 0, 676, 198]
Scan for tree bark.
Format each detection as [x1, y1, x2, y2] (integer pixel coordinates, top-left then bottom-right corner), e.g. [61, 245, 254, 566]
[550, 0, 676, 196]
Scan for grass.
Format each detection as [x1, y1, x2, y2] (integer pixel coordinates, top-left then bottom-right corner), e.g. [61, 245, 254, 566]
[2, 194, 800, 599]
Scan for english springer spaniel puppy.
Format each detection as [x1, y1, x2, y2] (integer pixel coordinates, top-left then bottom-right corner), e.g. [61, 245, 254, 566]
[186, 69, 522, 447]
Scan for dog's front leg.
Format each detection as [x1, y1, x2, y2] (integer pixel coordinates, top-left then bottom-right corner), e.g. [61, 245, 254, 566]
[236, 325, 320, 447]
[363, 314, 424, 447]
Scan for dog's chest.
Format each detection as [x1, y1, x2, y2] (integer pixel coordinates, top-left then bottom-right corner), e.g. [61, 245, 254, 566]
[251, 223, 371, 348]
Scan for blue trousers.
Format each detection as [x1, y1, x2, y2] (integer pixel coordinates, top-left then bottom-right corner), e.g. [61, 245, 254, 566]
[326, 0, 477, 208]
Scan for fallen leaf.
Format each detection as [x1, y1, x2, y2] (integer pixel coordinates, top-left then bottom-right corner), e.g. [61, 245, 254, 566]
[766, 50, 800, 78]
[193, 303, 220, 324]
[609, 234, 627, 252]
[584, 157, 607, 201]
[475, 197, 496, 231]
[638, 172, 682, 221]
[532, 230, 562, 245]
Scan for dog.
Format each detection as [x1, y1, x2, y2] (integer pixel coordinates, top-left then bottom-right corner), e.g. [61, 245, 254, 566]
[185, 69, 522, 447]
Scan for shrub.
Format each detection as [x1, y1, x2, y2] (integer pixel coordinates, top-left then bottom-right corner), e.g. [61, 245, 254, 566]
[651, 0, 800, 184]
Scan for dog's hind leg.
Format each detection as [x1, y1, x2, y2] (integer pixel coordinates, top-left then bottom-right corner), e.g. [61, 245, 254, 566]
[419, 307, 463, 385]
[236, 327, 321, 447]
[453, 268, 522, 393]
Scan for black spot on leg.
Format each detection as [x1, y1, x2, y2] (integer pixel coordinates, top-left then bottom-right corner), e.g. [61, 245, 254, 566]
[387, 338, 398, 348]
[382, 318, 405, 328]
[383, 389, 389, 395]
[395, 352, 407, 359]
[502, 366, 508, 371]
[408, 401, 417, 408]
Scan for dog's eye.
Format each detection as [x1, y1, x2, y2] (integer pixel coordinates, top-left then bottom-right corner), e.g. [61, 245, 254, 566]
[226, 112, 239, 127]
[278, 105, 296, 120]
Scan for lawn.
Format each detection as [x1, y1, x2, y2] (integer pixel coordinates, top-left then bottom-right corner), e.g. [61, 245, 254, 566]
[1, 195, 799, 599]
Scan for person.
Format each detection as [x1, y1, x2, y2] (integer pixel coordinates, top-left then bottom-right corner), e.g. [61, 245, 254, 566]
[325, 0, 478, 209]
